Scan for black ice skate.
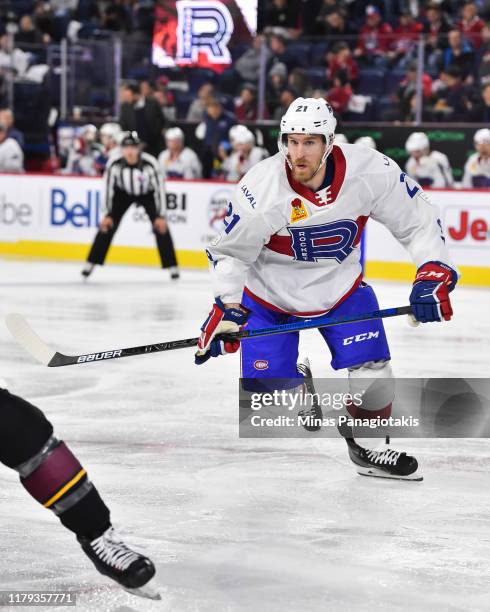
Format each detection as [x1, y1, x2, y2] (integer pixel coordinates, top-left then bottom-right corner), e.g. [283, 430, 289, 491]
[169, 266, 180, 280]
[78, 526, 160, 599]
[81, 264, 95, 280]
[345, 437, 422, 481]
[297, 358, 323, 432]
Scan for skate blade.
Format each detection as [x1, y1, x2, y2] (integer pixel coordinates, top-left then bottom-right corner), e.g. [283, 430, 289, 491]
[123, 583, 161, 600]
[356, 466, 423, 482]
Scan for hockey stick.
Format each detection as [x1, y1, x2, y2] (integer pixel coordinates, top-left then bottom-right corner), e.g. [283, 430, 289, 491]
[6, 306, 413, 368]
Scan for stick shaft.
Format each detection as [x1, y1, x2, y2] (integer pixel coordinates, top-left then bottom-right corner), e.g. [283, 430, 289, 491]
[47, 305, 412, 367]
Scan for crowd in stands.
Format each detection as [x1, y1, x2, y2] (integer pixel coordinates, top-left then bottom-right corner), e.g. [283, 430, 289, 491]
[252, 0, 490, 123]
[0, 1, 489, 177]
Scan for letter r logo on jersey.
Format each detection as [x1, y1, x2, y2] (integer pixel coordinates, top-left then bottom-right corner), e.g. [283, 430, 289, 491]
[176, 1, 233, 65]
[288, 220, 360, 263]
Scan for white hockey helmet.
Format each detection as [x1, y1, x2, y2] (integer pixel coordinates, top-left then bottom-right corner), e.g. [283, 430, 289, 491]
[278, 97, 337, 172]
[229, 124, 244, 143]
[165, 127, 185, 142]
[100, 122, 122, 140]
[79, 123, 97, 142]
[405, 132, 429, 153]
[473, 128, 490, 145]
[230, 125, 255, 145]
[355, 136, 377, 150]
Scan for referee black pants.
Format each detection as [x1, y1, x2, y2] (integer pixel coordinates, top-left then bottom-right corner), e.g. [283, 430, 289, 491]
[87, 192, 178, 268]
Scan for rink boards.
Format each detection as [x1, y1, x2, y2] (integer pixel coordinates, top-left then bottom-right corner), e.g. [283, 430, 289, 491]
[0, 173, 488, 286]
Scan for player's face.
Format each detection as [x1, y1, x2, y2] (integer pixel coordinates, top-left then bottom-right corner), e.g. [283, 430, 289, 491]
[235, 142, 252, 155]
[287, 134, 326, 183]
[476, 142, 490, 157]
[101, 134, 113, 148]
[411, 149, 426, 160]
[167, 138, 182, 153]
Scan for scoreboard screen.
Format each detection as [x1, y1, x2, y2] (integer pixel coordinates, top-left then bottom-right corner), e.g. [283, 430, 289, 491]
[152, 0, 257, 71]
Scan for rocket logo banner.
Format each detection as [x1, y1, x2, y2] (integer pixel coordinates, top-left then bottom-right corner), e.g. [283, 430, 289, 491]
[152, 0, 256, 72]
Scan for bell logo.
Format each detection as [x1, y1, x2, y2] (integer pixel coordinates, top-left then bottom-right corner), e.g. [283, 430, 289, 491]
[176, 1, 233, 65]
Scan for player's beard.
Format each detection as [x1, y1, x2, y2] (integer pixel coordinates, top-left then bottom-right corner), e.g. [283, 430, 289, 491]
[291, 160, 317, 183]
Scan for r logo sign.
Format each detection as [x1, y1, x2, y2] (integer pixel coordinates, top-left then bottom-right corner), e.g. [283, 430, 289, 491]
[176, 1, 233, 65]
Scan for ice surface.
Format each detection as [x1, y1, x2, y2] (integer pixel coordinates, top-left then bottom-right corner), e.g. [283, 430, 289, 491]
[0, 259, 489, 612]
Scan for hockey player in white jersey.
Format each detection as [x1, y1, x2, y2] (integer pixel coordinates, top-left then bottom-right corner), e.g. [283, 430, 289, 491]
[223, 125, 268, 182]
[158, 127, 202, 179]
[405, 132, 454, 188]
[195, 98, 458, 480]
[461, 128, 490, 188]
[99, 122, 122, 170]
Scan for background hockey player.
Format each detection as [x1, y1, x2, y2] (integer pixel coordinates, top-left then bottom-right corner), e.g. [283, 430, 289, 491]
[195, 97, 458, 481]
[223, 125, 268, 182]
[64, 124, 103, 176]
[97, 122, 122, 171]
[405, 131, 454, 188]
[461, 128, 490, 188]
[354, 136, 377, 149]
[82, 131, 179, 281]
[0, 122, 24, 172]
[158, 127, 202, 179]
[0, 386, 156, 597]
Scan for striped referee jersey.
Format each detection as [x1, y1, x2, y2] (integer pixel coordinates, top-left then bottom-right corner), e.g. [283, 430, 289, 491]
[103, 152, 166, 216]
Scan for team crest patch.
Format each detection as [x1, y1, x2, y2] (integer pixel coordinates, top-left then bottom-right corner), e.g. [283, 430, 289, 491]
[254, 360, 269, 370]
[290, 198, 308, 223]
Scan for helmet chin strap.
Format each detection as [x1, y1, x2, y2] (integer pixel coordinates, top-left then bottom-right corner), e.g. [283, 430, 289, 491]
[310, 144, 331, 180]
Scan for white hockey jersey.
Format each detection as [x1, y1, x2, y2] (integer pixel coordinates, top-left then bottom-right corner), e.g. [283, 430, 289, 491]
[222, 146, 269, 182]
[0, 137, 23, 172]
[405, 151, 453, 188]
[461, 152, 490, 188]
[158, 147, 202, 179]
[207, 144, 455, 316]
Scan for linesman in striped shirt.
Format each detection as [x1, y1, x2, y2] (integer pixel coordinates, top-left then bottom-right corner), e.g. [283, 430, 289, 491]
[82, 131, 179, 280]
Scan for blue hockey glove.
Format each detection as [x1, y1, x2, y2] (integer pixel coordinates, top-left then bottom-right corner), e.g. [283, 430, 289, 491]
[409, 261, 457, 323]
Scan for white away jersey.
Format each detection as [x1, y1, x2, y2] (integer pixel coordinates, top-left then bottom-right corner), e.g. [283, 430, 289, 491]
[461, 152, 490, 188]
[207, 144, 455, 315]
[405, 150, 453, 188]
[222, 146, 269, 182]
[158, 147, 202, 179]
[0, 137, 23, 172]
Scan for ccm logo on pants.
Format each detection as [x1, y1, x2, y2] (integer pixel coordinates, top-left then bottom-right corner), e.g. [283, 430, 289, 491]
[343, 331, 379, 346]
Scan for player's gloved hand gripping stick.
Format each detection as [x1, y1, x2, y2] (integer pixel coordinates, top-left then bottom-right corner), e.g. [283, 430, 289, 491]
[195, 298, 251, 365]
[7, 305, 415, 368]
[409, 261, 457, 323]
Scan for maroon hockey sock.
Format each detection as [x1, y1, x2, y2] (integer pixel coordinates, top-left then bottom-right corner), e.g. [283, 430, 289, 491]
[16, 436, 110, 539]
